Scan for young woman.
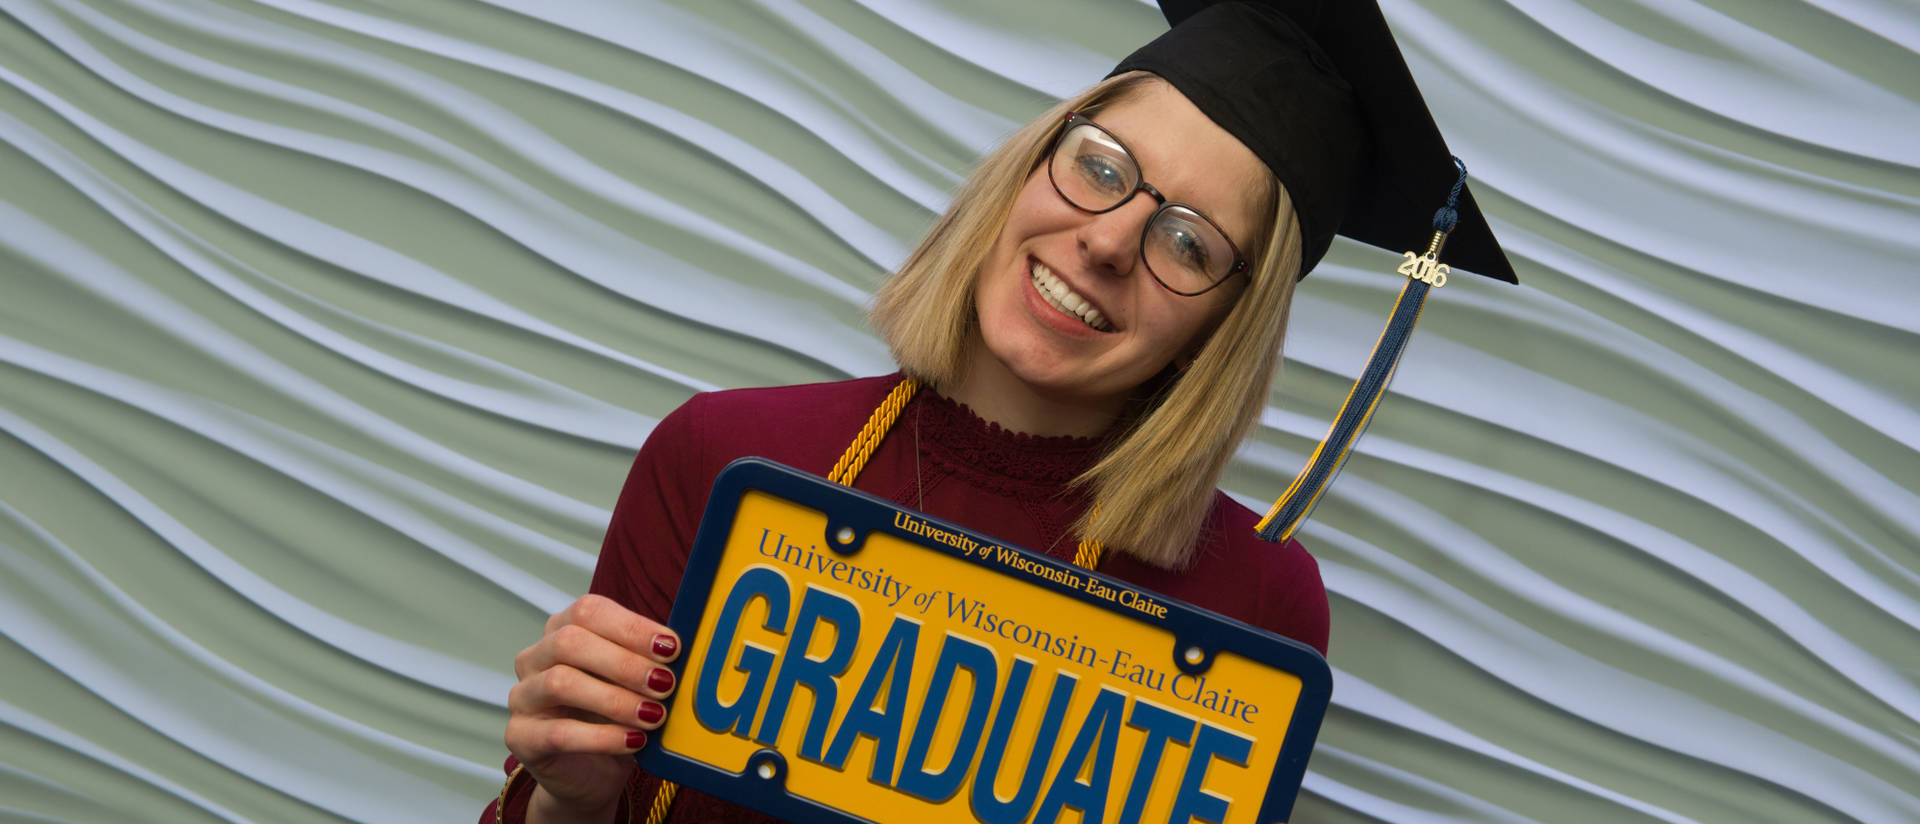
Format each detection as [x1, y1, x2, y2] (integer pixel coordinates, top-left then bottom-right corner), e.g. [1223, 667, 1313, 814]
[486, 1, 1512, 820]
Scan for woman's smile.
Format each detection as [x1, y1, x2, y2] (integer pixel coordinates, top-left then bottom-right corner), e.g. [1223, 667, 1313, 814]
[1026, 256, 1114, 333]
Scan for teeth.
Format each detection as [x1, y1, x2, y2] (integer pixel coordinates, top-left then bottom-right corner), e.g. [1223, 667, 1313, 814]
[1029, 261, 1112, 331]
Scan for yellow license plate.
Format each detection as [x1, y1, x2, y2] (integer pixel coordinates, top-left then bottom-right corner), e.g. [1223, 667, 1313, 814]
[638, 459, 1329, 823]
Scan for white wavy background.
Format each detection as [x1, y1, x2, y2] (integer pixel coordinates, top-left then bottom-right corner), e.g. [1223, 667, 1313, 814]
[0, 0, 1914, 821]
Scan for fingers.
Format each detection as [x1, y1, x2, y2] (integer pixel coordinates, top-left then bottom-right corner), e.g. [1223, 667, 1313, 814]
[540, 594, 681, 662]
[509, 664, 672, 732]
[517, 623, 679, 701]
[506, 713, 650, 758]
[510, 596, 681, 733]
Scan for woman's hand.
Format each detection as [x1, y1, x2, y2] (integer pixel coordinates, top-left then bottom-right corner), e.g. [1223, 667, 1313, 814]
[507, 594, 681, 822]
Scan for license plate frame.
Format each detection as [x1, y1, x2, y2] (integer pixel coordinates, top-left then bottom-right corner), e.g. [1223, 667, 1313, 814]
[636, 457, 1330, 823]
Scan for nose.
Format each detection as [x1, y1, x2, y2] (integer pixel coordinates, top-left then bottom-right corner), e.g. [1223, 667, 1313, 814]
[1077, 196, 1156, 278]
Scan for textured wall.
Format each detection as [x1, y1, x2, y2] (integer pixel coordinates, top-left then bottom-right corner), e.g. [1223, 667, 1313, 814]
[1, 0, 1915, 822]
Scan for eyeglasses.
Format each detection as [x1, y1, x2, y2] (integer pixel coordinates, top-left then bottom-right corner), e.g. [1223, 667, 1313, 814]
[1045, 113, 1250, 296]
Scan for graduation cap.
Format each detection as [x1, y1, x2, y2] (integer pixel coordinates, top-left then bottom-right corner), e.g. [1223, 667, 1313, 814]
[1110, 0, 1519, 542]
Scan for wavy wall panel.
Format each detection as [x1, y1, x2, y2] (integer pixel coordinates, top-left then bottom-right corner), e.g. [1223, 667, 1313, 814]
[1, 0, 1914, 821]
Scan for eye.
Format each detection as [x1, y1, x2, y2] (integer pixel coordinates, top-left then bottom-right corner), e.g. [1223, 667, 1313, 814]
[1074, 153, 1131, 196]
[1165, 223, 1212, 271]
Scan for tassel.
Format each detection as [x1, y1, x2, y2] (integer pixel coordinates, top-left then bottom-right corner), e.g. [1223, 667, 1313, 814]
[1256, 158, 1468, 543]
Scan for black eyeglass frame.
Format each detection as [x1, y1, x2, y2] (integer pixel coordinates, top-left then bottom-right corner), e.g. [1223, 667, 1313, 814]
[1044, 113, 1252, 297]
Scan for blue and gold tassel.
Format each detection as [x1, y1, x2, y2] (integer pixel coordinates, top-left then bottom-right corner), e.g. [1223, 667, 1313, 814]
[1256, 158, 1468, 543]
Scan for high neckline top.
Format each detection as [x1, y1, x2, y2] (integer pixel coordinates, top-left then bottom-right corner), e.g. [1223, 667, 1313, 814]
[909, 388, 1107, 489]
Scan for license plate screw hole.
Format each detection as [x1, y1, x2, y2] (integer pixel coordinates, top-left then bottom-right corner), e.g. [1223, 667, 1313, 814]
[1183, 646, 1204, 665]
[835, 526, 855, 544]
[757, 763, 775, 780]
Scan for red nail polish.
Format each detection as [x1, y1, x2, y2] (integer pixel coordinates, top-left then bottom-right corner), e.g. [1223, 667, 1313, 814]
[626, 730, 646, 749]
[638, 702, 664, 724]
[648, 667, 676, 693]
[652, 634, 678, 658]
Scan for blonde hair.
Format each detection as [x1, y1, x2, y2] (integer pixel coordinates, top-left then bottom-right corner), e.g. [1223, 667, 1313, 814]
[869, 73, 1303, 568]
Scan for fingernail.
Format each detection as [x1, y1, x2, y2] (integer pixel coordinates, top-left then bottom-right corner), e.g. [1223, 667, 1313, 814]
[651, 634, 678, 658]
[626, 730, 646, 749]
[648, 667, 676, 693]
[637, 702, 664, 724]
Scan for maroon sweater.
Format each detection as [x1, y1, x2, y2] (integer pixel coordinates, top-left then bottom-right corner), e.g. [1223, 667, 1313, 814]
[487, 375, 1328, 823]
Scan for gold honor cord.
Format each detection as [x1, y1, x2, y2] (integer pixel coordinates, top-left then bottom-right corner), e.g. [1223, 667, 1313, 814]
[644, 375, 1104, 821]
[642, 780, 676, 824]
[1256, 227, 1453, 544]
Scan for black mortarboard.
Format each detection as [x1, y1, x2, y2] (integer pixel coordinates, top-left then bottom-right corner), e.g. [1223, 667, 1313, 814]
[1109, 1, 1520, 542]
[1111, 0, 1516, 282]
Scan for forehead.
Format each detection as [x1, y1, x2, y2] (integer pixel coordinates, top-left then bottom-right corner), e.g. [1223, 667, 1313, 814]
[1091, 82, 1269, 243]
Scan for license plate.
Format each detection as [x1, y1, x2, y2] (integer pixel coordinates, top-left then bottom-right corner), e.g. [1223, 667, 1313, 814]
[638, 458, 1330, 823]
